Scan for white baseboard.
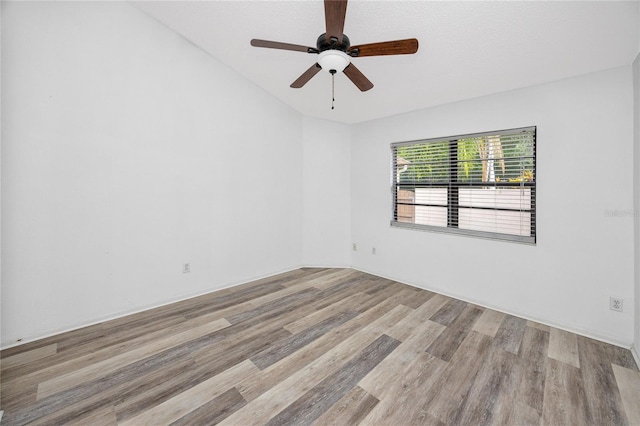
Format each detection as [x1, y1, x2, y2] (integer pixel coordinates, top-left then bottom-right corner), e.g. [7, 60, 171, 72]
[3, 265, 636, 357]
[632, 345, 640, 369]
[1, 265, 353, 350]
[352, 266, 633, 350]
[1, 266, 303, 350]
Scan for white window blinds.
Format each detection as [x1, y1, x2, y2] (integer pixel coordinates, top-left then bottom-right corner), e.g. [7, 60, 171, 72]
[391, 126, 536, 244]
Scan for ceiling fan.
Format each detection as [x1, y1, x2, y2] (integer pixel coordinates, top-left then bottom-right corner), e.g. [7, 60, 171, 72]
[250, 0, 419, 93]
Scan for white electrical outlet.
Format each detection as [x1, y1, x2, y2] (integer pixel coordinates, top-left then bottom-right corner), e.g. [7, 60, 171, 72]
[610, 297, 623, 312]
[183, 263, 190, 273]
[352, 243, 357, 251]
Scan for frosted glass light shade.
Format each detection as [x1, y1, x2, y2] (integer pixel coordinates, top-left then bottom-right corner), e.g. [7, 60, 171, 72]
[317, 50, 351, 73]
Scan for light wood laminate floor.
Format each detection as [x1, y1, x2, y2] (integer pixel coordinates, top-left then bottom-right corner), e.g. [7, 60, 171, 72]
[1, 268, 639, 425]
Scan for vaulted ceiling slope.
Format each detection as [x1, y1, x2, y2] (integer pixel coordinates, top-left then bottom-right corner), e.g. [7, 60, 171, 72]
[134, 1, 640, 124]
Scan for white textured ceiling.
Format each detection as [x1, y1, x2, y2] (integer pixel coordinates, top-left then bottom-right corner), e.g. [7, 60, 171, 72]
[134, 1, 640, 124]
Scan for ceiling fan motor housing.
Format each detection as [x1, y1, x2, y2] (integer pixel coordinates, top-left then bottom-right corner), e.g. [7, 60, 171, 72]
[316, 33, 350, 52]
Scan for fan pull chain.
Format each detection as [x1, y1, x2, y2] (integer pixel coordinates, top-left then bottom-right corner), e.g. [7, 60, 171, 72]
[330, 69, 336, 110]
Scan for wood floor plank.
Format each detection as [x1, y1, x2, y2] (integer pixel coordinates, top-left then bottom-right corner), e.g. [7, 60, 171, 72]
[169, 387, 247, 426]
[310, 386, 379, 426]
[541, 358, 592, 425]
[174, 273, 316, 322]
[248, 319, 380, 403]
[359, 352, 447, 425]
[264, 334, 400, 425]
[513, 325, 549, 415]
[224, 304, 413, 425]
[24, 326, 290, 426]
[398, 286, 435, 309]
[275, 268, 330, 287]
[606, 343, 640, 371]
[308, 279, 381, 312]
[317, 276, 385, 302]
[283, 292, 366, 335]
[251, 310, 358, 370]
[1, 318, 180, 385]
[3, 271, 316, 381]
[36, 318, 231, 400]
[492, 315, 527, 355]
[120, 359, 258, 426]
[612, 364, 640, 425]
[385, 293, 450, 342]
[456, 346, 519, 425]
[227, 287, 321, 324]
[1, 344, 57, 371]
[505, 401, 541, 426]
[4, 312, 225, 389]
[422, 331, 493, 424]
[178, 274, 329, 329]
[359, 318, 445, 399]
[3, 267, 637, 425]
[306, 268, 360, 290]
[405, 410, 447, 426]
[10, 316, 287, 425]
[2, 279, 313, 384]
[64, 404, 117, 426]
[577, 336, 629, 425]
[0, 381, 37, 413]
[527, 320, 550, 333]
[83, 276, 289, 347]
[472, 308, 505, 337]
[204, 268, 310, 295]
[345, 282, 407, 312]
[234, 296, 413, 402]
[548, 327, 580, 368]
[198, 286, 339, 348]
[426, 305, 483, 362]
[114, 325, 292, 421]
[364, 279, 400, 295]
[18, 324, 103, 361]
[429, 298, 467, 326]
[14, 355, 198, 426]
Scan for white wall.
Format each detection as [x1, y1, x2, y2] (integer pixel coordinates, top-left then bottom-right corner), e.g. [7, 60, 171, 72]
[634, 52, 640, 357]
[302, 117, 351, 267]
[635, 0, 640, 361]
[1, 1, 303, 347]
[0, 2, 3, 350]
[351, 67, 635, 345]
[2, 2, 637, 351]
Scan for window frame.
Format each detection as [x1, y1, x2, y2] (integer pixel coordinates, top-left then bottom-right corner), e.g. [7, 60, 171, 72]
[390, 126, 537, 245]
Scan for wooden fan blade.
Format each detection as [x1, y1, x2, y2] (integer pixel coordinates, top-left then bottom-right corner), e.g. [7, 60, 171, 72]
[348, 38, 419, 57]
[324, 0, 348, 44]
[290, 63, 322, 88]
[251, 39, 316, 53]
[343, 63, 373, 92]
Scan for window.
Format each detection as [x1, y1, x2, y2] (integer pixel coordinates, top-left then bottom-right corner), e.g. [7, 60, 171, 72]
[391, 126, 536, 244]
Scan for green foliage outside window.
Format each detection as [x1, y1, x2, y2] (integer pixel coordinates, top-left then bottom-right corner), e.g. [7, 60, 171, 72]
[396, 134, 534, 185]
